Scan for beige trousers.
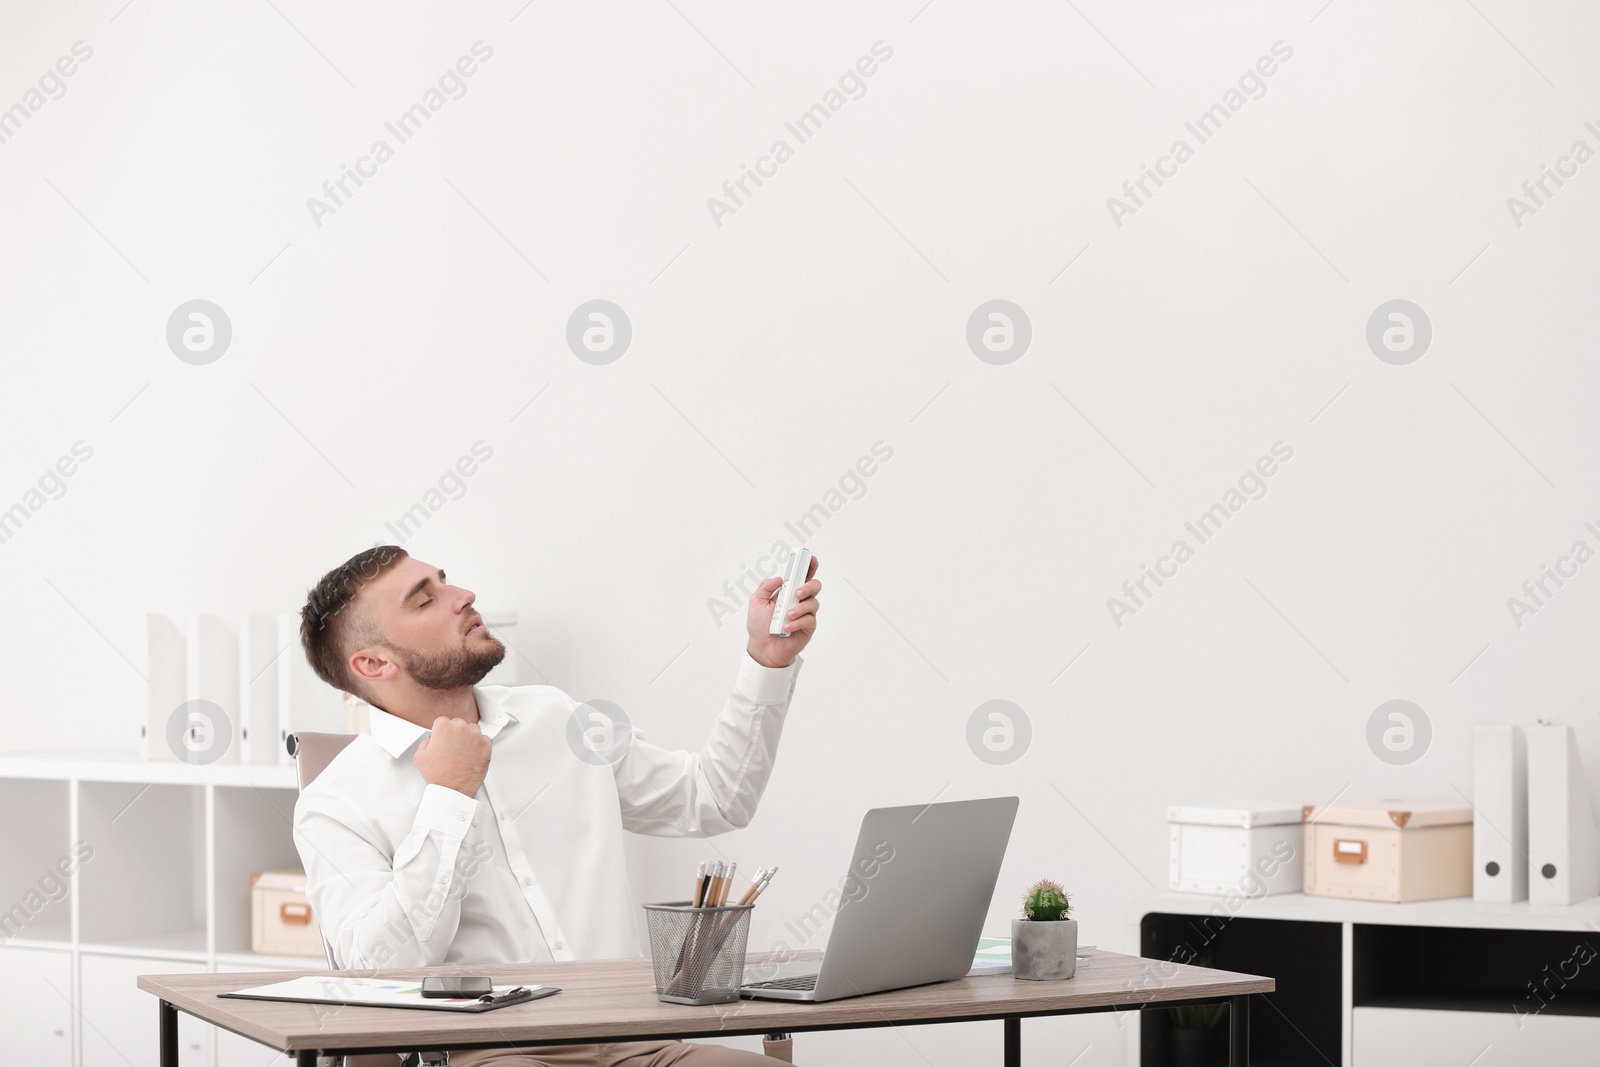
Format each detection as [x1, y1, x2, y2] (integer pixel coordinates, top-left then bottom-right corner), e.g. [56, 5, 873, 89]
[446, 1039, 789, 1066]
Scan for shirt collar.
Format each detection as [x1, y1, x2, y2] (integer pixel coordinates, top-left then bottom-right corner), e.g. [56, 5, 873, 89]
[366, 686, 519, 760]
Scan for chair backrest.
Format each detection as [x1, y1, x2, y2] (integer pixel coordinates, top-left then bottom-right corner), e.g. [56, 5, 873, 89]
[288, 731, 410, 1067]
[287, 731, 357, 966]
[287, 731, 359, 792]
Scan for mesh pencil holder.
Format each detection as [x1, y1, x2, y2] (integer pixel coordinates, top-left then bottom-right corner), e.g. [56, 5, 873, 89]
[643, 901, 754, 1005]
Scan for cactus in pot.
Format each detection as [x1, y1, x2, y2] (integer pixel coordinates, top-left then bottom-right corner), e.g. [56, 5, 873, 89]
[1011, 878, 1078, 980]
[1022, 879, 1072, 921]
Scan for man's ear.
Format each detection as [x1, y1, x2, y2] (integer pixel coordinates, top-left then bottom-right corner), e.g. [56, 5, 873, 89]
[349, 646, 396, 685]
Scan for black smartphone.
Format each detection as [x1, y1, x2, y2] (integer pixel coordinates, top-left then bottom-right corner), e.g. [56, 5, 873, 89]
[420, 976, 494, 999]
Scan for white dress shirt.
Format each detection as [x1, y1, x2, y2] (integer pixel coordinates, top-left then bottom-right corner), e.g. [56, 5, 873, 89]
[292, 652, 802, 969]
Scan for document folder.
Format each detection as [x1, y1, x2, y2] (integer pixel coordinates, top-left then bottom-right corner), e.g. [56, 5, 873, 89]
[1527, 723, 1600, 906]
[1473, 725, 1528, 903]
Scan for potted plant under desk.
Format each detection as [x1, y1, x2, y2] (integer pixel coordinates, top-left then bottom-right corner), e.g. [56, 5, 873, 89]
[1168, 949, 1226, 1067]
[1010, 878, 1077, 980]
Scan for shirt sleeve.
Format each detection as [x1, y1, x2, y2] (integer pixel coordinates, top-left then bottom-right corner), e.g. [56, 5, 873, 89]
[293, 781, 479, 969]
[611, 651, 802, 836]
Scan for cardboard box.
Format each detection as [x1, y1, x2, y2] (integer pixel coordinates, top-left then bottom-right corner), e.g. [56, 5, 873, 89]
[1303, 800, 1473, 903]
[250, 868, 324, 957]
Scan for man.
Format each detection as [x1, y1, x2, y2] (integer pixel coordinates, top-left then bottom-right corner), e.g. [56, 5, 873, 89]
[292, 544, 820, 1066]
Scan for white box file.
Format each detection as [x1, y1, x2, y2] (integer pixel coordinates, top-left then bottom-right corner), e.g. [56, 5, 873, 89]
[1473, 725, 1528, 903]
[1527, 723, 1600, 906]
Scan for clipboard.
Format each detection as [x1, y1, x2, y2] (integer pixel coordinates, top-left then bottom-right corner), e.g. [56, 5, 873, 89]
[219, 975, 560, 1012]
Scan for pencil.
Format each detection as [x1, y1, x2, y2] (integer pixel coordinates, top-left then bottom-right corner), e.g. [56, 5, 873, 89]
[707, 862, 726, 908]
[704, 864, 774, 962]
[734, 866, 767, 906]
[670, 861, 718, 996]
[690, 860, 707, 908]
[674, 861, 711, 980]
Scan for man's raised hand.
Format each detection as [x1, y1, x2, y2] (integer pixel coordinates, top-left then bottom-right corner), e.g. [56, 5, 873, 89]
[745, 554, 821, 669]
[413, 717, 492, 798]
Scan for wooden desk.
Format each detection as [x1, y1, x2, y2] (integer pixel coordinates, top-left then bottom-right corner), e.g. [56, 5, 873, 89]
[139, 949, 1272, 1066]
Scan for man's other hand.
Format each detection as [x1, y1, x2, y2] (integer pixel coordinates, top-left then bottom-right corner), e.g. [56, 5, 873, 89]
[414, 717, 492, 798]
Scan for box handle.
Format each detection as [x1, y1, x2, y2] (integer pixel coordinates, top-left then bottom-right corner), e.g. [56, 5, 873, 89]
[280, 902, 313, 925]
[1333, 838, 1367, 864]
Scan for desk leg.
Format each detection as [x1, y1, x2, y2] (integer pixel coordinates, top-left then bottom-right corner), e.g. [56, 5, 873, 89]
[1228, 994, 1250, 1067]
[159, 1001, 178, 1067]
[1003, 1016, 1020, 1067]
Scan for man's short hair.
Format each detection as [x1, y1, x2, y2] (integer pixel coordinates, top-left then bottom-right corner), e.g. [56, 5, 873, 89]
[300, 545, 409, 701]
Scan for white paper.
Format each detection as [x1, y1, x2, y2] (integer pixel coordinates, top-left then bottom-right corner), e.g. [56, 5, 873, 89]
[224, 975, 538, 1010]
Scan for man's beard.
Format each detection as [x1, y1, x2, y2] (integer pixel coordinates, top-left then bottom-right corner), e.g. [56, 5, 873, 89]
[385, 632, 507, 691]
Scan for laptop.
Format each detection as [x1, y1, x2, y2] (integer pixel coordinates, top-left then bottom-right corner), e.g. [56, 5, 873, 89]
[740, 795, 1019, 1002]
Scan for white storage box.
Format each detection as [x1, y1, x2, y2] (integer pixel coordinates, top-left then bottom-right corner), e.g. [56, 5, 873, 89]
[1167, 804, 1304, 895]
[250, 868, 324, 957]
[1303, 800, 1472, 903]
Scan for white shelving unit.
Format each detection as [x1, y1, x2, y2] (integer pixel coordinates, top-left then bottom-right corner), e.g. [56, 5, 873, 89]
[0, 754, 317, 1067]
[6, 613, 519, 1066]
[1129, 889, 1600, 1067]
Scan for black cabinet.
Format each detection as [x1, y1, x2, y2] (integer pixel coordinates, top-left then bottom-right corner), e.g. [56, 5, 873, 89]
[1140, 911, 1341, 1067]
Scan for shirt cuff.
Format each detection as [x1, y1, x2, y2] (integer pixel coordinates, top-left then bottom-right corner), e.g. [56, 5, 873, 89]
[737, 650, 802, 706]
[414, 782, 479, 838]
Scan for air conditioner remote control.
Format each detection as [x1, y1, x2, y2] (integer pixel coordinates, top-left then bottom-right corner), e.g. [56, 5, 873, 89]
[768, 547, 813, 637]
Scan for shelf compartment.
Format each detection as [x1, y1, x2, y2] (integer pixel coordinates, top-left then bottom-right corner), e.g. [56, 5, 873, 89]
[77, 781, 205, 948]
[0, 777, 73, 944]
[212, 784, 307, 956]
[1354, 922, 1600, 1018]
[1140, 911, 1341, 1066]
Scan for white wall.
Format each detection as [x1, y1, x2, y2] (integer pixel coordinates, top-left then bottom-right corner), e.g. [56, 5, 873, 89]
[4, 1, 1599, 1063]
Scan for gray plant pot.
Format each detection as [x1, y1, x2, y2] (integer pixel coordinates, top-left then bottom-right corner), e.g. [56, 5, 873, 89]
[1011, 918, 1078, 980]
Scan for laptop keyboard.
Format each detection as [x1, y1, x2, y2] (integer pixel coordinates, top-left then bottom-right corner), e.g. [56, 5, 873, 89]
[744, 974, 819, 990]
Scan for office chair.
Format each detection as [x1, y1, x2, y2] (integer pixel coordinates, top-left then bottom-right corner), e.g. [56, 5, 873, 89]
[287, 731, 794, 1064]
[289, 731, 419, 1067]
